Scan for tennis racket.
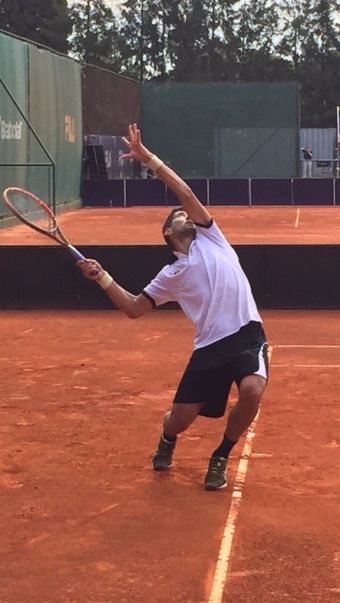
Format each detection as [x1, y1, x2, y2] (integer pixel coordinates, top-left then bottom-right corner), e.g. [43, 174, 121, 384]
[3, 186, 87, 263]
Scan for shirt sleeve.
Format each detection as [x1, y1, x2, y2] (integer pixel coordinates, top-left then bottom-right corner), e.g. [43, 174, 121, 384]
[143, 266, 177, 306]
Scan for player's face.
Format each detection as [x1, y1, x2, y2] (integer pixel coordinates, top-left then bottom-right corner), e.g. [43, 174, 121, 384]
[169, 211, 196, 236]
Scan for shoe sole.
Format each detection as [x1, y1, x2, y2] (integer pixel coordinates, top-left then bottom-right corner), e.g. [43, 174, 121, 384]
[152, 462, 173, 471]
[204, 481, 227, 491]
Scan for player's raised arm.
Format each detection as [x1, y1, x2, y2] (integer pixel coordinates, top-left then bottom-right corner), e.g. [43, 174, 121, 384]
[77, 259, 153, 318]
[122, 123, 211, 226]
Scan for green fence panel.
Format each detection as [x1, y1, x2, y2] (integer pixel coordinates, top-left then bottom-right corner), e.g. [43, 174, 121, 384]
[142, 82, 299, 178]
[215, 127, 297, 178]
[28, 45, 83, 204]
[0, 32, 29, 217]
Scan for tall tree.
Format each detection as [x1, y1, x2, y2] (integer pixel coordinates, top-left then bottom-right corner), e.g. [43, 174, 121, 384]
[167, 1, 238, 81]
[0, 0, 72, 53]
[301, 0, 340, 61]
[69, 0, 120, 70]
[278, 0, 312, 71]
[301, 0, 340, 126]
[118, 0, 167, 80]
[167, 1, 209, 80]
[278, 0, 340, 125]
[118, 0, 239, 81]
[233, 0, 289, 81]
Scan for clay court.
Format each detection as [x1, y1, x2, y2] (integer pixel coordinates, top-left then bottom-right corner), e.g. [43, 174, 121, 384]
[1, 206, 340, 602]
[2, 205, 340, 245]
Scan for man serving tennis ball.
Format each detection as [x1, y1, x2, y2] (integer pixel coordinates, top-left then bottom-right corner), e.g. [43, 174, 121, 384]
[78, 123, 268, 491]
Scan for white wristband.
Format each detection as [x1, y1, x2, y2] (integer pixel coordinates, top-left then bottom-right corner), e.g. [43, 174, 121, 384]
[144, 154, 164, 171]
[98, 271, 113, 290]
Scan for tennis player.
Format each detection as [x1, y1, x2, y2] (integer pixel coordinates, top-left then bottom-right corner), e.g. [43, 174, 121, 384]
[78, 123, 268, 491]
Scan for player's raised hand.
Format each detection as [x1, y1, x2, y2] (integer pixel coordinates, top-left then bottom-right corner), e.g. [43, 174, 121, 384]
[121, 123, 152, 164]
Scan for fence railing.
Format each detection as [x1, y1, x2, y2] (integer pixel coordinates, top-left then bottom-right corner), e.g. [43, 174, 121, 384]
[299, 159, 339, 178]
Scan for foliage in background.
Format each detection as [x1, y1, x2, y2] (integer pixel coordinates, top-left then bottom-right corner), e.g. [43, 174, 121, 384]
[0, 0, 72, 53]
[68, 0, 121, 70]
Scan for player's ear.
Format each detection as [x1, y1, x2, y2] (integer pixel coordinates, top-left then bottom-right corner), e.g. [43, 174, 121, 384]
[163, 226, 173, 236]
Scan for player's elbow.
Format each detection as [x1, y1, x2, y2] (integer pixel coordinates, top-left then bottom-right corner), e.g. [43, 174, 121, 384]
[126, 307, 140, 319]
[126, 299, 144, 319]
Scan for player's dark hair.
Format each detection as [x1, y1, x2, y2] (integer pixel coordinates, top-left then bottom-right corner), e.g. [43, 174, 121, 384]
[162, 206, 184, 250]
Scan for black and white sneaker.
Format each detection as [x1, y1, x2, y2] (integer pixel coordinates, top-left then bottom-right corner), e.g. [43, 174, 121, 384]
[204, 456, 228, 490]
[152, 435, 176, 471]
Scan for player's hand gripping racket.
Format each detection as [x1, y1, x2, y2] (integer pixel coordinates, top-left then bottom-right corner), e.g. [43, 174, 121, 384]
[3, 187, 97, 272]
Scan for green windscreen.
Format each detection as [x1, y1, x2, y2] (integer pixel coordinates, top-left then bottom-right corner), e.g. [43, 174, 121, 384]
[142, 82, 299, 178]
[0, 33, 29, 216]
[28, 46, 83, 204]
[0, 32, 83, 220]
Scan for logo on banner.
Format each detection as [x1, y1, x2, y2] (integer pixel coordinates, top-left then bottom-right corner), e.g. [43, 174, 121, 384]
[65, 115, 75, 143]
[0, 116, 23, 140]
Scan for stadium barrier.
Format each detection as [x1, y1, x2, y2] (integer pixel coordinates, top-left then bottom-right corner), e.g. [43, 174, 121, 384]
[1, 244, 340, 310]
[81, 178, 340, 207]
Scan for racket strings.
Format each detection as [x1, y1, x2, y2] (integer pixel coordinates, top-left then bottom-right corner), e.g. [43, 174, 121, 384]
[8, 191, 56, 232]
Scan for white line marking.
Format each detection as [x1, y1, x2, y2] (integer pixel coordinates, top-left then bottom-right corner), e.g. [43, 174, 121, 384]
[294, 208, 300, 228]
[207, 346, 273, 603]
[275, 345, 340, 349]
[271, 364, 340, 368]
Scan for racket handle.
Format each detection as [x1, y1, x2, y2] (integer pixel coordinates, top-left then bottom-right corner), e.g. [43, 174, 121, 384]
[68, 245, 99, 276]
[68, 245, 86, 261]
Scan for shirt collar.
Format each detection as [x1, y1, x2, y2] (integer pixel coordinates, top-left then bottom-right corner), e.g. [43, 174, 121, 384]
[173, 240, 195, 258]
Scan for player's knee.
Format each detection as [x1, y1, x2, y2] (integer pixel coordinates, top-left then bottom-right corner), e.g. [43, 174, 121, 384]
[240, 376, 266, 405]
[164, 406, 199, 434]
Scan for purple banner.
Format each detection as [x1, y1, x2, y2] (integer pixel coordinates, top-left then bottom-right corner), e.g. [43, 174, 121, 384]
[251, 179, 292, 205]
[81, 180, 125, 206]
[292, 179, 334, 205]
[209, 179, 249, 205]
[126, 179, 166, 206]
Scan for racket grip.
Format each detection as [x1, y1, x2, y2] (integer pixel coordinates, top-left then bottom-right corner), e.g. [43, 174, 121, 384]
[68, 245, 86, 261]
[68, 245, 99, 276]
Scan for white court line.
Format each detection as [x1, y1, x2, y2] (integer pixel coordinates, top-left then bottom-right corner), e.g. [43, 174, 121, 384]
[294, 207, 300, 228]
[207, 346, 273, 603]
[275, 345, 340, 349]
[271, 364, 340, 368]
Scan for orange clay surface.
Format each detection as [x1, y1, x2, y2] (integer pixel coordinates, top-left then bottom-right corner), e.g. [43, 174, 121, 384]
[1, 205, 340, 245]
[0, 310, 340, 602]
[1, 207, 340, 602]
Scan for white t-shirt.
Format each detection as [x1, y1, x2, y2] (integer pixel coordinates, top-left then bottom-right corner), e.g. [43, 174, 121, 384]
[143, 220, 262, 349]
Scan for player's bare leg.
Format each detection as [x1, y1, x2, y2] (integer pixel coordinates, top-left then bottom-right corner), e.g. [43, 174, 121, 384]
[226, 375, 266, 441]
[205, 375, 267, 491]
[152, 403, 202, 471]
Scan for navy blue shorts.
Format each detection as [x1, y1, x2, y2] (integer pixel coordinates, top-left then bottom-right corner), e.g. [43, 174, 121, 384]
[173, 321, 268, 418]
